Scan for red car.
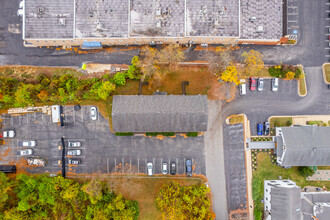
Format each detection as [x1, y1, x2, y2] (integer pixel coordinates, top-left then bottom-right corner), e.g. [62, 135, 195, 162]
[250, 77, 256, 91]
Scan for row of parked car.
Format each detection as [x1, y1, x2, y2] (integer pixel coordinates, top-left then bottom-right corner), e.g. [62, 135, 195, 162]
[240, 77, 279, 95]
[147, 159, 193, 176]
[67, 141, 82, 165]
[257, 122, 270, 136]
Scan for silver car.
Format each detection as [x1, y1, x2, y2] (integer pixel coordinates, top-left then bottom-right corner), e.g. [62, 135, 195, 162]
[67, 150, 81, 156]
[258, 78, 264, 91]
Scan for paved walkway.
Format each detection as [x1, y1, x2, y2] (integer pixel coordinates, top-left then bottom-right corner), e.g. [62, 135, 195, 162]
[307, 170, 330, 181]
[246, 139, 275, 150]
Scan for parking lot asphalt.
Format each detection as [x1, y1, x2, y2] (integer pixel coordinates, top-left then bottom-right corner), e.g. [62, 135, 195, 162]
[0, 105, 205, 176]
[223, 123, 247, 215]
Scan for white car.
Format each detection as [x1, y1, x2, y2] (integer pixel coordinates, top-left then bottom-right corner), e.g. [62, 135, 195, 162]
[19, 141, 36, 147]
[147, 162, 153, 176]
[18, 149, 33, 156]
[3, 130, 15, 138]
[68, 141, 81, 147]
[67, 150, 81, 156]
[90, 107, 97, 120]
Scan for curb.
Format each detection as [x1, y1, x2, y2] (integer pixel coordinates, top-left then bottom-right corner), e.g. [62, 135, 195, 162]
[296, 64, 307, 97]
[322, 63, 330, 84]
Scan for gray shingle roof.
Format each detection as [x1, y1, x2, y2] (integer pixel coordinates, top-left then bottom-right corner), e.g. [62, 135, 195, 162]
[112, 95, 208, 132]
[271, 187, 301, 220]
[279, 126, 330, 166]
[301, 192, 330, 220]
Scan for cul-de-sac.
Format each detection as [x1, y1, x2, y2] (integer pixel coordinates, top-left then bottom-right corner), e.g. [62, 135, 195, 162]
[0, 0, 330, 219]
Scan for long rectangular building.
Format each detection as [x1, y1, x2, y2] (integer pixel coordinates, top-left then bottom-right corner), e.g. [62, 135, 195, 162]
[22, 0, 285, 47]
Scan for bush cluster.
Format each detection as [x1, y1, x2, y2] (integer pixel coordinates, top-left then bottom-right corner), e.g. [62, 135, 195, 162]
[145, 132, 175, 136]
[268, 65, 302, 79]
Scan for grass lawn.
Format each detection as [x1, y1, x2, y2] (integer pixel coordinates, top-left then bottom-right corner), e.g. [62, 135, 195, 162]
[253, 153, 330, 219]
[269, 117, 292, 128]
[229, 115, 244, 124]
[237, 67, 271, 78]
[299, 76, 307, 96]
[324, 64, 330, 83]
[109, 177, 202, 220]
[115, 67, 215, 96]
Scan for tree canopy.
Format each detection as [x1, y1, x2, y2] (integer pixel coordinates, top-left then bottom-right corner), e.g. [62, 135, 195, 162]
[0, 173, 139, 220]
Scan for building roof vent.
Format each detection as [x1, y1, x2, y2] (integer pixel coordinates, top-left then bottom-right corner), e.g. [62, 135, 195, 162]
[256, 25, 264, 33]
[249, 17, 257, 22]
[59, 18, 66, 26]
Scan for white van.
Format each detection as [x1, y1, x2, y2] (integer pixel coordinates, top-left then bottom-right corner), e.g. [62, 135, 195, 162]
[272, 78, 279, 91]
[239, 79, 246, 95]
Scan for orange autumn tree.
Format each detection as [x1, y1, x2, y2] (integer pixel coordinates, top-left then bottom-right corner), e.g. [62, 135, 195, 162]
[285, 71, 295, 80]
[37, 90, 49, 102]
[241, 49, 264, 76]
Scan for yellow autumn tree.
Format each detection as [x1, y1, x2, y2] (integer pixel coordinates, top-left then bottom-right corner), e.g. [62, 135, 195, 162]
[218, 64, 240, 85]
[241, 49, 264, 76]
[285, 71, 295, 79]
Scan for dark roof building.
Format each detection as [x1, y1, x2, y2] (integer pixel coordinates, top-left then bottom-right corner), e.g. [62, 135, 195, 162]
[276, 126, 330, 167]
[112, 95, 208, 133]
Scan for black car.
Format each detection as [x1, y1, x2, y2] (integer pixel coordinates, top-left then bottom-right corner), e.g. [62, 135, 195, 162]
[264, 122, 270, 136]
[170, 162, 176, 175]
[74, 105, 81, 111]
[186, 159, 192, 177]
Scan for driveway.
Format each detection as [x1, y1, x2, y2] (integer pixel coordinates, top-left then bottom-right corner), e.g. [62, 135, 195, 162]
[0, 105, 206, 176]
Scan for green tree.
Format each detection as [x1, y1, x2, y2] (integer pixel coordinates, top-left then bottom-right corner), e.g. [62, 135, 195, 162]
[113, 72, 127, 86]
[126, 56, 141, 80]
[97, 81, 116, 100]
[14, 84, 34, 107]
[298, 166, 314, 178]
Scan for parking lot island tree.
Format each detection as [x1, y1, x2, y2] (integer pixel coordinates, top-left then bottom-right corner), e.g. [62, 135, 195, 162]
[241, 50, 264, 76]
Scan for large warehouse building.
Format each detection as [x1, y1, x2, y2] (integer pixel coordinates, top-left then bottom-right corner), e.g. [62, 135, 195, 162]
[22, 0, 286, 47]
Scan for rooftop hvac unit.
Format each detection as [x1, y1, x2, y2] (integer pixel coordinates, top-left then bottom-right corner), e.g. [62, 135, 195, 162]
[256, 25, 264, 33]
[249, 17, 257, 22]
[156, 8, 161, 16]
[157, 20, 161, 28]
[59, 18, 66, 26]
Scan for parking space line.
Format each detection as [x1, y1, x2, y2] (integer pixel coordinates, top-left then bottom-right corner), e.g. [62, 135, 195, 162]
[138, 158, 139, 173]
[183, 158, 186, 175]
[122, 158, 124, 173]
[114, 158, 117, 172]
[107, 158, 109, 173]
[11, 117, 13, 126]
[176, 158, 178, 174]
[145, 158, 147, 173]
[161, 158, 163, 172]
[153, 158, 155, 174]
[81, 109, 84, 122]
[129, 159, 131, 173]
[73, 110, 76, 123]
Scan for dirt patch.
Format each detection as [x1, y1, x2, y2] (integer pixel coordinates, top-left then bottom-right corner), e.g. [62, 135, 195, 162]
[229, 208, 248, 220]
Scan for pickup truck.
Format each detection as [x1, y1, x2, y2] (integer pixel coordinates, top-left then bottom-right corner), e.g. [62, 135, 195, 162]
[18, 140, 36, 147]
[27, 158, 46, 166]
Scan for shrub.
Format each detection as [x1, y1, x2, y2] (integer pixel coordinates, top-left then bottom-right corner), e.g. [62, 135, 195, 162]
[298, 166, 314, 178]
[113, 72, 127, 86]
[126, 56, 141, 80]
[97, 81, 116, 100]
[115, 132, 134, 136]
[186, 132, 198, 137]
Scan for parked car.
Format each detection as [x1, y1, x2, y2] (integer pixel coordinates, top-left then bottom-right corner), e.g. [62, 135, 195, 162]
[162, 162, 168, 175]
[170, 162, 176, 175]
[69, 158, 81, 165]
[186, 159, 193, 177]
[239, 79, 246, 95]
[258, 78, 264, 91]
[18, 140, 36, 147]
[271, 78, 279, 91]
[257, 124, 263, 136]
[68, 141, 81, 147]
[18, 149, 33, 156]
[74, 104, 81, 111]
[147, 162, 153, 176]
[90, 107, 97, 120]
[250, 77, 256, 91]
[27, 158, 46, 166]
[264, 122, 270, 136]
[67, 150, 81, 156]
[3, 130, 15, 138]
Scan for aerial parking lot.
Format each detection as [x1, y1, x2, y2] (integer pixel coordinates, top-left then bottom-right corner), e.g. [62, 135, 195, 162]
[0, 105, 205, 176]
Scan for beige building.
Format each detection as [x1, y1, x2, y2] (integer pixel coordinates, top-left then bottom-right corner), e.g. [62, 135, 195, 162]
[22, 0, 286, 48]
